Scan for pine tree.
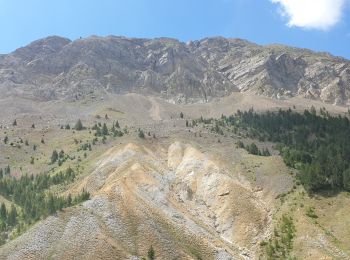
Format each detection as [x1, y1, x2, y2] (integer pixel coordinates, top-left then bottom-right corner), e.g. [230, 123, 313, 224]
[147, 245, 155, 260]
[47, 193, 56, 214]
[67, 194, 72, 206]
[248, 143, 259, 155]
[138, 129, 145, 139]
[7, 204, 17, 226]
[0, 203, 6, 220]
[4, 166, 10, 175]
[51, 150, 59, 164]
[102, 123, 109, 136]
[74, 119, 84, 131]
[59, 150, 65, 158]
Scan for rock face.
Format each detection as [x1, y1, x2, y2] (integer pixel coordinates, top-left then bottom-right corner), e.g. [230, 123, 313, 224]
[0, 142, 277, 259]
[0, 35, 349, 104]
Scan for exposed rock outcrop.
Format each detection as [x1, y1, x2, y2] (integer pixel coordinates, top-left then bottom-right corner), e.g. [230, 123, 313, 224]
[0, 35, 349, 104]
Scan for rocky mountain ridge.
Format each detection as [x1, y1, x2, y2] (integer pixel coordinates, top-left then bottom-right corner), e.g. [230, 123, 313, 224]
[0, 35, 349, 104]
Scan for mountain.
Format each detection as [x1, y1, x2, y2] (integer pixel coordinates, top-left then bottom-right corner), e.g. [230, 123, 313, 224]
[0, 35, 349, 104]
[1, 36, 350, 259]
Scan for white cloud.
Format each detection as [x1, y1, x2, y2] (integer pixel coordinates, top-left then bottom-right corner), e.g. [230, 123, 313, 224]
[271, 0, 346, 30]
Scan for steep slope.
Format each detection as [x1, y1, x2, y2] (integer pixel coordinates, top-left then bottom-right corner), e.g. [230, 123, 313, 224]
[190, 38, 350, 104]
[0, 36, 349, 104]
[0, 142, 280, 259]
[0, 93, 349, 259]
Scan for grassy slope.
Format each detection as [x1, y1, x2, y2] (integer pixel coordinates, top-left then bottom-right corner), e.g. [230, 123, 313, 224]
[0, 93, 349, 258]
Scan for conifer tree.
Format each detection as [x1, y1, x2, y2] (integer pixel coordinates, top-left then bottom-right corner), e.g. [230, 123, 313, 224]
[0, 203, 6, 220]
[147, 245, 155, 260]
[7, 205, 17, 226]
[51, 150, 59, 164]
[102, 123, 109, 136]
[75, 119, 84, 131]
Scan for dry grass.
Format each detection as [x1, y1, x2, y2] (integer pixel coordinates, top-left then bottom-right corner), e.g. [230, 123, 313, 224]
[0, 93, 349, 259]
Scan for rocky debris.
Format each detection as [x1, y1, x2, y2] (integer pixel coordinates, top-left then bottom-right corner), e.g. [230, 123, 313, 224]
[219, 191, 230, 197]
[0, 35, 349, 104]
[0, 142, 276, 259]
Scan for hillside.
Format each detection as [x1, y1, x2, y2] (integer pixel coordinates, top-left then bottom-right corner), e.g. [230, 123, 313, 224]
[0, 35, 349, 259]
[0, 36, 349, 104]
[0, 93, 348, 259]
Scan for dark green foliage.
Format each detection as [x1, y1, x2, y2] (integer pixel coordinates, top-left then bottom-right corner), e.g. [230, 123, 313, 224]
[236, 141, 244, 148]
[305, 207, 318, 218]
[236, 141, 270, 156]
[7, 205, 17, 227]
[147, 245, 155, 260]
[74, 119, 84, 131]
[263, 214, 296, 259]
[102, 123, 109, 136]
[51, 150, 59, 164]
[202, 108, 350, 193]
[78, 143, 92, 152]
[138, 129, 145, 139]
[247, 143, 259, 155]
[212, 122, 224, 135]
[12, 120, 17, 126]
[180, 112, 184, 119]
[1, 166, 11, 176]
[0, 203, 6, 220]
[93, 123, 122, 138]
[73, 189, 90, 204]
[0, 167, 89, 244]
[262, 148, 271, 156]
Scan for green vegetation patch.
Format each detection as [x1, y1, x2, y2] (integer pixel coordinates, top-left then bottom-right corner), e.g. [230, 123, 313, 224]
[261, 214, 296, 259]
[196, 107, 350, 193]
[0, 168, 90, 246]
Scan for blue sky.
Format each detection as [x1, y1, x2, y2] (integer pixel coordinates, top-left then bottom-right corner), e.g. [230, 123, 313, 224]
[0, 0, 350, 58]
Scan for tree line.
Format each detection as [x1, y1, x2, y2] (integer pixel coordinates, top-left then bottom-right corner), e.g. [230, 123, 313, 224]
[197, 107, 350, 193]
[0, 168, 90, 245]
